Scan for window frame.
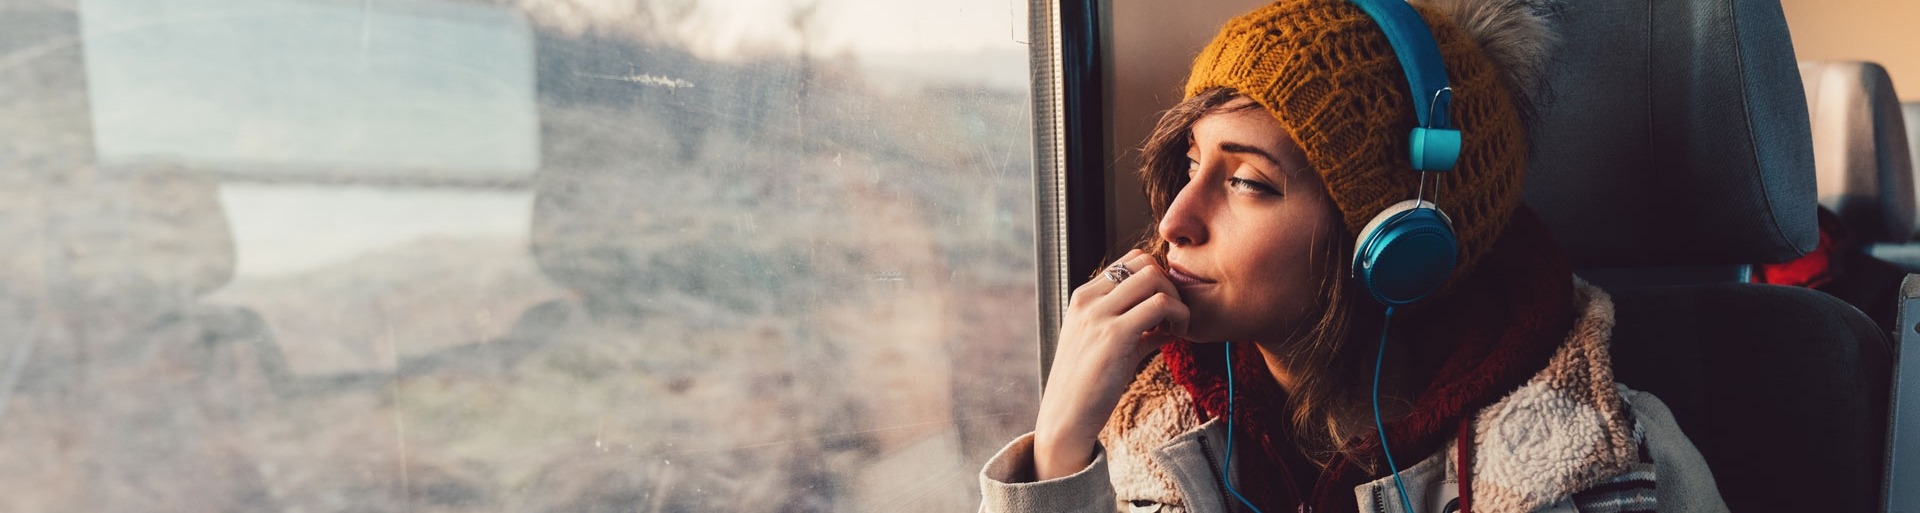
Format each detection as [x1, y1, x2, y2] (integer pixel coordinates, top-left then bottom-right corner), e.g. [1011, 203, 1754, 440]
[1026, 0, 1110, 388]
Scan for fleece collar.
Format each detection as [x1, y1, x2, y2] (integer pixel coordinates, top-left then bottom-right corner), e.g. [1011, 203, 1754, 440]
[1453, 280, 1637, 513]
[1099, 279, 1636, 513]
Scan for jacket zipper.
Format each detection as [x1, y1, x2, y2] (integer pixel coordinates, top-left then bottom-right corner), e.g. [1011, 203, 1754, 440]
[1196, 435, 1239, 513]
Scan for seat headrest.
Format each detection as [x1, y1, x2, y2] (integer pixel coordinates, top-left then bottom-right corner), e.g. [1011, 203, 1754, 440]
[1523, 0, 1817, 268]
[1800, 61, 1917, 243]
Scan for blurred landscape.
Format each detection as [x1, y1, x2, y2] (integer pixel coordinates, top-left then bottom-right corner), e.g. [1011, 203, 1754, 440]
[0, 0, 1039, 511]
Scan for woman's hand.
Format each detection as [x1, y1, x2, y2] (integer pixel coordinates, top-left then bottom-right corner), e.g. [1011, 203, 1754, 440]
[1033, 249, 1191, 480]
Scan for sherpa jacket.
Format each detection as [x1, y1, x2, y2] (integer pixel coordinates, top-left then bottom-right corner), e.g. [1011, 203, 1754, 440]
[979, 281, 1729, 513]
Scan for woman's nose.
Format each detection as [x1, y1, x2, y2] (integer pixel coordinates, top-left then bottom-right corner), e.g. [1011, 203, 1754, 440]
[1158, 182, 1208, 248]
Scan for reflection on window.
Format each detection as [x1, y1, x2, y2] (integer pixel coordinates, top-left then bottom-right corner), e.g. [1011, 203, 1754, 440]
[0, 0, 1037, 510]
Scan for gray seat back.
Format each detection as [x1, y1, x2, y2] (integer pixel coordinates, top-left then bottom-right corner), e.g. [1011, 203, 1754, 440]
[1524, 1, 1893, 511]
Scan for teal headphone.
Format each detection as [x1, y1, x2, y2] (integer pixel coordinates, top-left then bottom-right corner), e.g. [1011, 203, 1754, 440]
[1348, 0, 1462, 307]
[1349, 3, 1459, 513]
[1222, 2, 1463, 513]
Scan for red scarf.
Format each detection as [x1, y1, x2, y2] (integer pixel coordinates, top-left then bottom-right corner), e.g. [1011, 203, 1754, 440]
[1161, 206, 1576, 513]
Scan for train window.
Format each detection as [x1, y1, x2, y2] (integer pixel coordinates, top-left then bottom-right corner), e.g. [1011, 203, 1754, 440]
[0, 0, 1037, 510]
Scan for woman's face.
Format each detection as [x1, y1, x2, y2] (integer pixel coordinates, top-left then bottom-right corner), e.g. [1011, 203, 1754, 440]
[1160, 98, 1340, 344]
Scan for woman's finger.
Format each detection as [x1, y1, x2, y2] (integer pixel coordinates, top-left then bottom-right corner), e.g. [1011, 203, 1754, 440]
[1095, 262, 1183, 316]
[1069, 249, 1148, 307]
[1114, 291, 1191, 339]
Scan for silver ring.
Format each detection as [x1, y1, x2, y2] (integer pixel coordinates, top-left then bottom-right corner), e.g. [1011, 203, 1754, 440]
[1103, 262, 1133, 284]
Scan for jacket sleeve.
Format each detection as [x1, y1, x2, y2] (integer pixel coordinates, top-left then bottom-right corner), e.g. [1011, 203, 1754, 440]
[977, 432, 1119, 513]
[1572, 389, 1728, 513]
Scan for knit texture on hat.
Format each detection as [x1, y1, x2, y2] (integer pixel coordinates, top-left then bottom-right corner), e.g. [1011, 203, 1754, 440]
[1184, 0, 1529, 285]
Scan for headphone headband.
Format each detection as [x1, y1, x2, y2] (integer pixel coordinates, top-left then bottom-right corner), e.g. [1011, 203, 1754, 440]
[1350, 0, 1461, 171]
[1348, 0, 1453, 130]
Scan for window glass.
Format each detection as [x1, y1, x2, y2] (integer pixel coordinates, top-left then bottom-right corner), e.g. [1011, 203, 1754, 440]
[0, 0, 1037, 510]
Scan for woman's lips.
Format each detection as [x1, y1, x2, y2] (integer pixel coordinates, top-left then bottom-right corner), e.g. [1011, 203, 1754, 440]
[1166, 263, 1216, 288]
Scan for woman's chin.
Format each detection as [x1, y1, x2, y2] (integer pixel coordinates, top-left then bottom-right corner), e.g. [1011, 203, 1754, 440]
[1175, 309, 1234, 344]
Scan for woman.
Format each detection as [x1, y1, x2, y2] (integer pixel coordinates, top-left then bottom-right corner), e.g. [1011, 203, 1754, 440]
[979, 0, 1726, 512]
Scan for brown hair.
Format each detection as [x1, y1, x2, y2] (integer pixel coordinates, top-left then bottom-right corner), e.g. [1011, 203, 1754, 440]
[1136, 87, 1385, 468]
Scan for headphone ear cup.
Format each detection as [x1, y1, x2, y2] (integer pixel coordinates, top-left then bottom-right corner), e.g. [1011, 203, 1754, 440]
[1352, 200, 1458, 306]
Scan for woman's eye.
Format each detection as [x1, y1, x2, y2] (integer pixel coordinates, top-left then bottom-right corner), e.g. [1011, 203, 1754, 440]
[1227, 176, 1279, 195]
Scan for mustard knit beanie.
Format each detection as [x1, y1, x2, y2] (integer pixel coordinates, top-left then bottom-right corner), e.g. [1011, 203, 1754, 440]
[1185, 0, 1555, 282]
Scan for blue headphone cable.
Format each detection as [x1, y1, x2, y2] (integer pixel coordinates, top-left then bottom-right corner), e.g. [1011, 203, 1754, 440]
[1374, 306, 1415, 513]
[1222, 341, 1266, 513]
